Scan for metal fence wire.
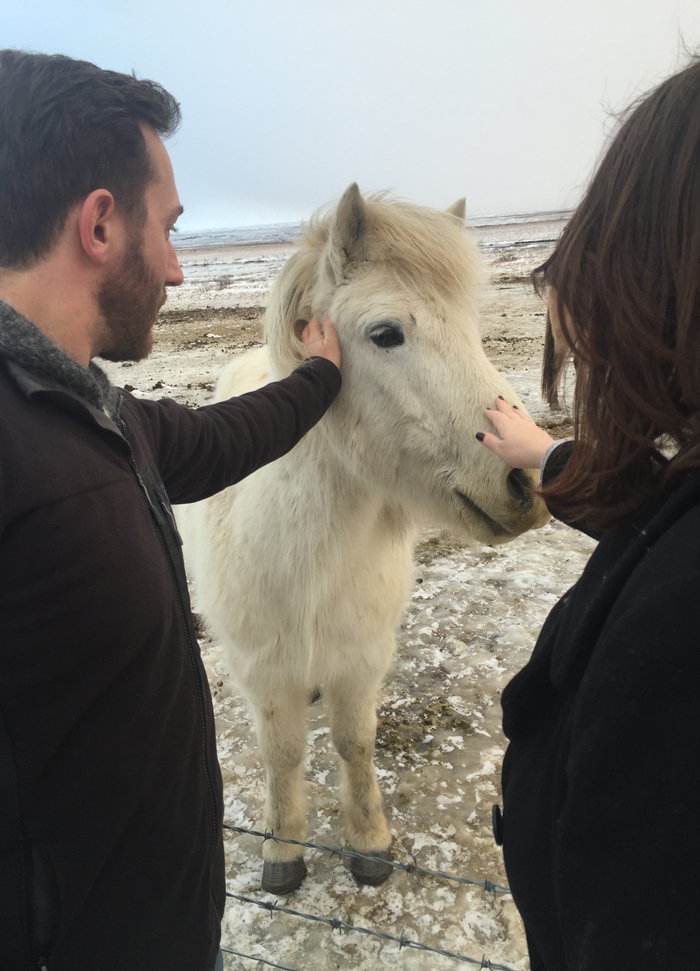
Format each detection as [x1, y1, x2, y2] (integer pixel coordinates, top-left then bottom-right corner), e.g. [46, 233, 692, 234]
[223, 822, 522, 971]
[223, 823, 511, 895]
[221, 946, 298, 971]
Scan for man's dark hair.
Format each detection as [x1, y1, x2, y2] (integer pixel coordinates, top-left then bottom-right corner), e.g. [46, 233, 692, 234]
[0, 50, 181, 269]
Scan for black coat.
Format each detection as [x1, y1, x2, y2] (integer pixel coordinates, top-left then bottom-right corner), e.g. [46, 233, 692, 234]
[0, 354, 341, 971]
[500, 446, 700, 969]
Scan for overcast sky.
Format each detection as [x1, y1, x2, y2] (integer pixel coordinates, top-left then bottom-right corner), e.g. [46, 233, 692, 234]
[2, 0, 700, 230]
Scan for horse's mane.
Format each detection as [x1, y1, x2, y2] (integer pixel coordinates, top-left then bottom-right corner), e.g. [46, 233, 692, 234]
[265, 192, 484, 375]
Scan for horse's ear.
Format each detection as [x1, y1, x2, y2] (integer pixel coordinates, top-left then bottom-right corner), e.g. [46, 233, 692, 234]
[329, 183, 369, 276]
[446, 198, 466, 222]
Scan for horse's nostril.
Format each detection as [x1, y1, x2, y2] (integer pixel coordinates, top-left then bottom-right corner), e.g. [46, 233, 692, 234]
[507, 468, 534, 508]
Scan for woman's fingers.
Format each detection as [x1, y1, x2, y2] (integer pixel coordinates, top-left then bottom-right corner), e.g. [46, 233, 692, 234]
[477, 397, 556, 469]
[490, 396, 532, 421]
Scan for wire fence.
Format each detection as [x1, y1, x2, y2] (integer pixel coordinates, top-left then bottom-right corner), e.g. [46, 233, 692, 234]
[221, 946, 298, 971]
[225, 892, 519, 971]
[222, 822, 521, 971]
[223, 823, 511, 895]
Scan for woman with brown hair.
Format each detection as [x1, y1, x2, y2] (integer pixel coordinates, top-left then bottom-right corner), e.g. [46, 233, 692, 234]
[477, 59, 700, 969]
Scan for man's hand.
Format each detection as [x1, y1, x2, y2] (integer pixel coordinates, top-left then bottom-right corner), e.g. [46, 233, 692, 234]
[301, 316, 341, 370]
[476, 396, 555, 469]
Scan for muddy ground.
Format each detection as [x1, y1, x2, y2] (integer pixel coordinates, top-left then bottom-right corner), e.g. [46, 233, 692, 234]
[100, 237, 591, 971]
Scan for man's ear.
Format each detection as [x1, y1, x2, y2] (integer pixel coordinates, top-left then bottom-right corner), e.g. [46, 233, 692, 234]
[78, 189, 119, 265]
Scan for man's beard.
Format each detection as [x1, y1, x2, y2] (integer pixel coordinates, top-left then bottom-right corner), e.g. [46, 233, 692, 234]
[97, 234, 166, 363]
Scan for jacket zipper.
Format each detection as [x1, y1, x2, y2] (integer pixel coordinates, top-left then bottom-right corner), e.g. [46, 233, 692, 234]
[154, 509, 220, 848]
[154, 486, 184, 546]
[114, 410, 219, 847]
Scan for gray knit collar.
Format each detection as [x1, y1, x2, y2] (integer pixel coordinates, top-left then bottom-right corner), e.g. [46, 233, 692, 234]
[0, 299, 110, 410]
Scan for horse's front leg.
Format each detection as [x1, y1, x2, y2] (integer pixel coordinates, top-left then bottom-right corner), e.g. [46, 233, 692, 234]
[249, 680, 309, 895]
[326, 672, 394, 886]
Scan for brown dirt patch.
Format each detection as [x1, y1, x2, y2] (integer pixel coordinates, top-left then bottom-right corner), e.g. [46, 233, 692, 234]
[153, 305, 265, 350]
[376, 697, 473, 757]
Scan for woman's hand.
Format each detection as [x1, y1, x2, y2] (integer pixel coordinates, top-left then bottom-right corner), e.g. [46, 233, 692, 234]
[301, 316, 341, 370]
[476, 396, 555, 469]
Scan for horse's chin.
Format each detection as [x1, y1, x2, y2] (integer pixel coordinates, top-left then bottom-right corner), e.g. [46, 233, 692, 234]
[451, 487, 550, 545]
[454, 489, 512, 539]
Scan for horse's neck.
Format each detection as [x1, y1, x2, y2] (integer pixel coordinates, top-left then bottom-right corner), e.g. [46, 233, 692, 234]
[253, 424, 415, 549]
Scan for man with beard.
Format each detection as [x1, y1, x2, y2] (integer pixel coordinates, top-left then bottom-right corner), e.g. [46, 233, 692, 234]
[0, 50, 341, 971]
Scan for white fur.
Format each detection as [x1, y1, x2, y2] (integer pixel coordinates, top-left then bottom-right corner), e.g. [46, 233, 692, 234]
[178, 185, 549, 863]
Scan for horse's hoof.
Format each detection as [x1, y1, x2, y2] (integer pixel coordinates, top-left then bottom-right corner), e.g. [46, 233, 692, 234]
[351, 848, 394, 886]
[261, 857, 307, 895]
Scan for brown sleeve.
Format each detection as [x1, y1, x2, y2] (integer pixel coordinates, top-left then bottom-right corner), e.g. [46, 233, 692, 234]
[126, 357, 341, 505]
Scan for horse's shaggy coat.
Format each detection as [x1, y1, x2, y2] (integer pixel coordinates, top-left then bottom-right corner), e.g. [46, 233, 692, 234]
[178, 185, 549, 892]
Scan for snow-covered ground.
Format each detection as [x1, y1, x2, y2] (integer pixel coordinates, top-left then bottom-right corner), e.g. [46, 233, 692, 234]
[101, 219, 594, 971]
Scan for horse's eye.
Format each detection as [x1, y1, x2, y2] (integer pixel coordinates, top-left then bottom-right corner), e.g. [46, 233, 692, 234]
[370, 324, 405, 349]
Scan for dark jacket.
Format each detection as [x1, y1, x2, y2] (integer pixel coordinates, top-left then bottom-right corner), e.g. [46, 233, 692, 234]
[500, 445, 700, 969]
[0, 318, 341, 971]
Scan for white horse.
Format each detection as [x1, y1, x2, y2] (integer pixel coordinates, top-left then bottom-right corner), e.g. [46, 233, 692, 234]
[178, 184, 549, 895]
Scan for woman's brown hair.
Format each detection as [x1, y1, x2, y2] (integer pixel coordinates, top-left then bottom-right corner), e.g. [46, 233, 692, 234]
[535, 57, 700, 531]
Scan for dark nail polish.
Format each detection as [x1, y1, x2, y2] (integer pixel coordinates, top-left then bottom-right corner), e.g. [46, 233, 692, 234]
[513, 405, 519, 409]
[498, 395, 505, 400]
[475, 432, 485, 442]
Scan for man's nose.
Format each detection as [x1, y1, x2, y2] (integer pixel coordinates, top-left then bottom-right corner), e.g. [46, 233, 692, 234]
[166, 241, 184, 287]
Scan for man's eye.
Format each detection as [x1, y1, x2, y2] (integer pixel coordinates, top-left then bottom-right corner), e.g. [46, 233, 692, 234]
[370, 323, 405, 349]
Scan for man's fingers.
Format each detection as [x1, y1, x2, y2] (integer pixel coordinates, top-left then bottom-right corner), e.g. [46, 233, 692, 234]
[302, 316, 339, 343]
[301, 317, 323, 344]
[300, 314, 341, 368]
[322, 317, 338, 341]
